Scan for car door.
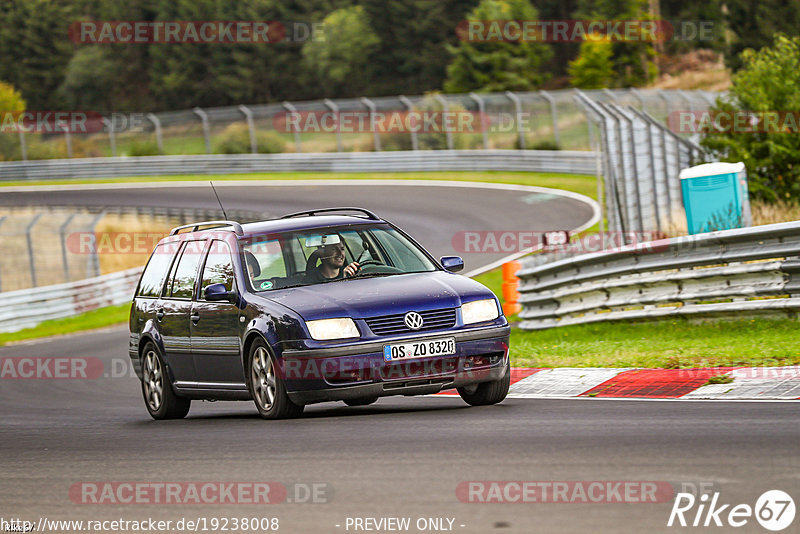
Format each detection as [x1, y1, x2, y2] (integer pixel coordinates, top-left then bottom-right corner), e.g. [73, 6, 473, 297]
[156, 239, 206, 385]
[191, 239, 244, 385]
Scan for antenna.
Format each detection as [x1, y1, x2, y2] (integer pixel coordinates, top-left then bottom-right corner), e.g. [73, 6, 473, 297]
[209, 181, 229, 220]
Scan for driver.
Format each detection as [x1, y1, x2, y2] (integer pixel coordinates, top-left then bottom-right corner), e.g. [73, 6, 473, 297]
[308, 242, 360, 282]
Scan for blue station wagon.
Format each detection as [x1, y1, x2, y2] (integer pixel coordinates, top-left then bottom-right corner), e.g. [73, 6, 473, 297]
[129, 208, 510, 419]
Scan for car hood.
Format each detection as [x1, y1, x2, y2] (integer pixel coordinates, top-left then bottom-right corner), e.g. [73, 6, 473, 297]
[257, 271, 495, 321]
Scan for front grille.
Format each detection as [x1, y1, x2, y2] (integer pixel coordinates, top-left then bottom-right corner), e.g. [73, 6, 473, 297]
[365, 308, 456, 336]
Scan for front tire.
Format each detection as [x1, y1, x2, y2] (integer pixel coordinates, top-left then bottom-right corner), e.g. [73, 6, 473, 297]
[457, 360, 510, 406]
[247, 339, 304, 419]
[140, 342, 191, 420]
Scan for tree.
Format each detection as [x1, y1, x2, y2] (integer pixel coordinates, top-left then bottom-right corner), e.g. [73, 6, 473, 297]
[57, 48, 120, 111]
[723, 0, 800, 71]
[568, 36, 615, 89]
[301, 5, 379, 96]
[0, 0, 75, 109]
[360, 0, 480, 96]
[701, 35, 800, 202]
[574, 0, 658, 86]
[0, 81, 26, 160]
[443, 0, 553, 93]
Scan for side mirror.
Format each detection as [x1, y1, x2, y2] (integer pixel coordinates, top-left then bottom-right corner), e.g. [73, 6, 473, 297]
[440, 256, 464, 273]
[204, 283, 237, 303]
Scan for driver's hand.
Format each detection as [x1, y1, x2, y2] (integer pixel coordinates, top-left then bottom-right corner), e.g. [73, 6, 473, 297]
[343, 262, 360, 277]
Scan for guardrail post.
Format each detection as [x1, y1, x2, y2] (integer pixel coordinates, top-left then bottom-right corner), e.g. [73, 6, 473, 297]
[282, 102, 302, 153]
[505, 91, 525, 149]
[539, 90, 560, 146]
[26, 213, 44, 287]
[398, 95, 418, 150]
[238, 105, 257, 154]
[18, 130, 26, 161]
[360, 97, 382, 152]
[468, 92, 490, 149]
[146, 113, 164, 154]
[59, 212, 77, 283]
[432, 94, 454, 150]
[193, 107, 212, 154]
[102, 118, 117, 157]
[323, 99, 343, 153]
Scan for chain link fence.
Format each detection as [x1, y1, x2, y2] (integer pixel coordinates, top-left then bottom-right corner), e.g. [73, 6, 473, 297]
[0, 206, 265, 293]
[5, 88, 719, 161]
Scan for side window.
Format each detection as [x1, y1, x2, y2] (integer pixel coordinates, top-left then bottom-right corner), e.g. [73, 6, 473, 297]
[200, 240, 235, 298]
[136, 242, 179, 298]
[245, 239, 286, 282]
[168, 240, 206, 299]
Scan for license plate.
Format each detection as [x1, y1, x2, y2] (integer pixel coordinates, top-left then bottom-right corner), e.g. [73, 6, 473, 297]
[383, 337, 456, 362]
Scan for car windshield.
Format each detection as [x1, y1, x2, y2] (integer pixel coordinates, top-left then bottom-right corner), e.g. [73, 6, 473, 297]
[241, 223, 438, 291]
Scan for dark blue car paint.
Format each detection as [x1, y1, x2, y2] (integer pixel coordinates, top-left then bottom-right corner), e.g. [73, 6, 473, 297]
[129, 213, 510, 405]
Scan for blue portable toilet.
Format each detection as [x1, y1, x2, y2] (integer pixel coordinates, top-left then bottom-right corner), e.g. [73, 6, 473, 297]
[679, 162, 751, 234]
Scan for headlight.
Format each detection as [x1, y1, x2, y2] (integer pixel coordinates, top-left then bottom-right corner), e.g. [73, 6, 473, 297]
[306, 318, 360, 340]
[461, 299, 500, 324]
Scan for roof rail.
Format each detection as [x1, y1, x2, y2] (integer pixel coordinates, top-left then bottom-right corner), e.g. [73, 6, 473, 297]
[280, 207, 380, 220]
[169, 220, 244, 236]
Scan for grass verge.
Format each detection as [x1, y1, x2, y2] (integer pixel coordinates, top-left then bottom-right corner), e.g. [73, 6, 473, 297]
[0, 170, 599, 200]
[509, 318, 800, 368]
[0, 304, 129, 346]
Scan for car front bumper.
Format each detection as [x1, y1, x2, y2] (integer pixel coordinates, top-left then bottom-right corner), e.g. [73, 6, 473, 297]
[279, 325, 510, 405]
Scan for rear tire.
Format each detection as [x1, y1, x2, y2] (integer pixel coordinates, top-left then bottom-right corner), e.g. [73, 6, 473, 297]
[140, 342, 191, 420]
[247, 339, 304, 419]
[344, 396, 379, 407]
[457, 361, 510, 406]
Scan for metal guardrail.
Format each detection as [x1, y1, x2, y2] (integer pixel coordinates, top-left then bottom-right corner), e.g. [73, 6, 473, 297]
[516, 221, 800, 330]
[0, 150, 597, 181]
[0, 267, 142, 333]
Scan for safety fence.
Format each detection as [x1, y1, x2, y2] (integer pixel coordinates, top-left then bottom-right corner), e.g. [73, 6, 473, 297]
[0, 206, 263, 293]
[1, 88, 718, 162]
[0, 149, 597, 181]
[575, 91, 705, 241]
[0, 266, 143, 333]
[516, 220, 800, 330]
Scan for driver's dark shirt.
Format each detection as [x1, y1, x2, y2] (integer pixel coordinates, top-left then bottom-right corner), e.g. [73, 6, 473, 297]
[304, 266, 344, 284]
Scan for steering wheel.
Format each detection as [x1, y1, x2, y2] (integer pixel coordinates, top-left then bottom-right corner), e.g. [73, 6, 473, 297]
[357, 259, 383, 267]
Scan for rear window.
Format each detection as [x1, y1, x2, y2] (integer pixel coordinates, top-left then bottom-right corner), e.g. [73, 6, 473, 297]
[136, 243, 177, 298]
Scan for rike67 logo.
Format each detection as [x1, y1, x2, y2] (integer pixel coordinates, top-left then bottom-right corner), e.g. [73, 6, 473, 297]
[668, 490, 795, 531]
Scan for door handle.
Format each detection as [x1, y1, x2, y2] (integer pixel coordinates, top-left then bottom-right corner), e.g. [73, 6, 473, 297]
[191, 313, 200, 324]
[156, 309, 164, 320]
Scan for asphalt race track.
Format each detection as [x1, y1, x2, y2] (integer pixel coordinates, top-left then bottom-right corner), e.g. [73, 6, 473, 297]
[0, 180, 598, 274]
[1, 328, 799, 533]
[2, 182, 799, 533]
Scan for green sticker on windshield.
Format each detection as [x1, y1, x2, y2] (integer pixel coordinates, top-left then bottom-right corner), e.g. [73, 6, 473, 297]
[260, 281, 273, 290]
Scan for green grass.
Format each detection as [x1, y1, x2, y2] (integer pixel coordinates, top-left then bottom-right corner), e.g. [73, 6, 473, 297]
[0, 170, 599, 200]
[0, 303, 130, 346]
[509, 318, 800, 368]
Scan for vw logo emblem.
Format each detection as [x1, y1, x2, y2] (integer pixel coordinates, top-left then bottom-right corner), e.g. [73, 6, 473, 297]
[404, 311, 424, 330]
